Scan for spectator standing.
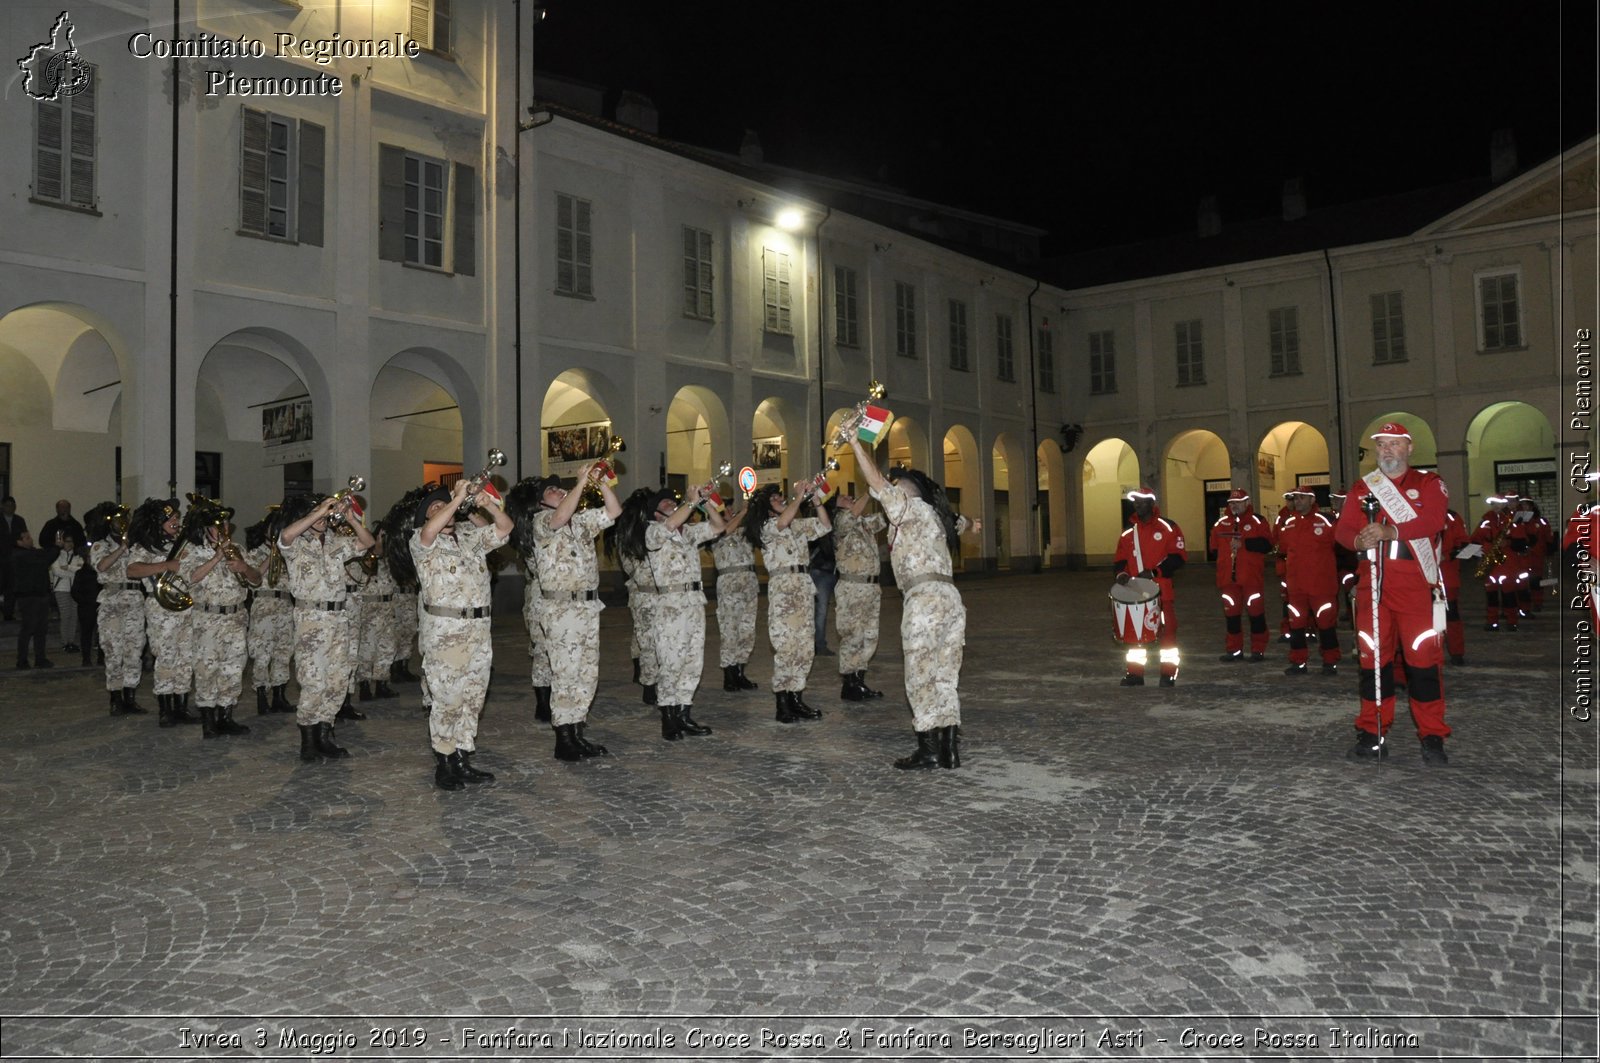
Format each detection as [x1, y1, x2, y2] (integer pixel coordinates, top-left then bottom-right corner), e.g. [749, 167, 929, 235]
[0, 496, 27, 621]
[48, 531, 87, 656]
[11, 531, 52, 668]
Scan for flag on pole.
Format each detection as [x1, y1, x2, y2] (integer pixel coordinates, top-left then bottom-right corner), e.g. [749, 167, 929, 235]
[857, 404, 892, 445]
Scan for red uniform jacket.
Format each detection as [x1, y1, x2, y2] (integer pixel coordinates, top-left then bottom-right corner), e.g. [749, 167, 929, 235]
[1334, 468, 1448, 593]
[1113, 508, 1186, 598]
[1207, 506, 1273, 588]
[1277, 505, 1338, 595]
[1440, 509, 1470, 593]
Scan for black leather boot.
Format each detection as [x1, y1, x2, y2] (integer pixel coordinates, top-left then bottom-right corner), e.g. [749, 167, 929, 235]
[841, 673, 866, 701]
[533, 686, 552, 722]
[895, 729, 940, 770]
[452, 750, 495, 782]
[358, 680, 373, 702]
[216, 705, 250, 736]
[157, 694, 178, 729]
[336, 694, 365, 721]
[937, 725, 961, 769]
[574, 722, 609, 757]
[256, 686, 271, 714]
[775, 691, 799, 724]
[723, 665, 739, 692]
[272, 684, 295, 713]
[433, 750, 465, 791]
[553, 724, 583, 762]
[856, 671, 883, 699]
[642, 682, 657, 706]
[172, 693, 197, 725]
[393, 659, 419, 682]
[109, 689, 126, 716]
[659, 704, 684, 741]
[123, 687, 147, 714]
[373, 680, 398, 699]
[632, 656, 641, 684]
[790, 690, 822, 719]
[735, 663, 758, 690]
[678, 704, 712, 736]
[298, 724, 319, 762]
[314, 721, 350, 758]
[200, 705, 221, 740]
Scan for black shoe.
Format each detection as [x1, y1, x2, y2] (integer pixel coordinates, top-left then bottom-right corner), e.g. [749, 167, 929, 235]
[775, 691, 799, 724]
[1346, 729, 1389, 760]
[314, 721, 350, 758]
[659, 704, 684, 741]
[393, 661, 419, 682]
[1321, 663, 1339, 676]
[450, 749, 495, 783]
[1284, 663, 1307, 675]
[1484, 622, 1499, 632]
[109, 689, 128, 715]
[678, 704, 712, 736]
[358, 681, 373, 701]
[937, 725, 961, 769]
[35, 658, 54, 669]
[170, 693, 196, 724]
[734, 663, 758, 690]
[1218, 651, 1243, 662]
[642, 683, 657, 706]
[199, 706, 221, 740]
[856, 671, 883, 698]
[298, 724, 319, 762]
[632, 657, 642, 684]
[1159, 675, 1177, 688]
[433, 751, 465, 791]
[723, 665, 739, 692]
[841, 673, 867, 701]
[1119, 673, 1144, 687]
[215, 705, 250, 736]
[1248, 652, 1265, 662]
[271, 684, 296, 713]
[123, 688, 147, 714]
[573, 722, 609, 757]
[1505, 623, 1519, 632]
[895, 730, 940, 770]
[336, 695, 366, 721]
[1449, 654, 1466, 666]
[157, 694, 178, 728]
[553, 724, 583, 761]
[790, 690, 822, 719]
[1420, 734, 1449, 765]
[533, 685, 552, 723]
[15, 660, 28, 670]
[373, 681, 398, 699]
[815, 645, 836, 656]
[256, 687, 271, 715]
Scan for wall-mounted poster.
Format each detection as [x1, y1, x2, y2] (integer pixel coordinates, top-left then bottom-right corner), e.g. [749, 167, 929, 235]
[262, 399, 313, 466]
[546, 420, 614, 481]
[752, 436, 785, 486]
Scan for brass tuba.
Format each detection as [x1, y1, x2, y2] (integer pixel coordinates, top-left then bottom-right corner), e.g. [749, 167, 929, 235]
[152, 498, 207, 611]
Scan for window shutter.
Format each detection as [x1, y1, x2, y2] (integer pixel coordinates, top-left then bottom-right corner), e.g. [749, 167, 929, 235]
[574, 197, 591, 295]
[434, 0, 452, 54]
[67, 68, 95, 207]
[452, 161, 474, 276]
[34, 99, 63, 201]
[297, 121, 325, 246]
[240, 107, 268, 233]
[763, 249, 779, 331]
[409, 0, 431, 47]
[378, 144, 406, 261]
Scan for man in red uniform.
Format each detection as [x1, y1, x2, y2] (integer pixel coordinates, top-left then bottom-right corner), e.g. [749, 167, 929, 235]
[1472, 494, 1527, 631]
[1440, 508, 1471, 665]
[1113, 486, 1186, 687]
[1277, 488, 1341, 676]
[1334, 422, 1450, 764]
[1514, 498, 1553, 617]
[1207, 488, 1273, 663]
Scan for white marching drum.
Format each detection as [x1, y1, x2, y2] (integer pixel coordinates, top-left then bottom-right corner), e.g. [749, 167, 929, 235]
[1109, 577, 1162, 644]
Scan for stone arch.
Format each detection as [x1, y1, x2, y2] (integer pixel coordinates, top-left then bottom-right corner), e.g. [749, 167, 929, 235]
[1258, 421, 1332, 520]
[1464, 401, 1558, 517]
[887, 415, 931, 475]
[369, 347, 479, 508]
[543, 368, 622, 480]
[1163, 428, 1230, 550]
[667, 385, 731, 492]
[1081, 436, 1139, 561]
[943, 423, 980, 568]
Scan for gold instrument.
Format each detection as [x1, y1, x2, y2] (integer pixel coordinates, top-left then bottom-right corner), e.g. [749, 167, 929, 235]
[580, 435, 627, 506]
[110, 505, 130, 546]
[215, 522, 254, 590]
[152, 498, 210, 612]
[266, 540, 286, 587]
[457, 447, 508, 516]
[355, 547, 382, 578]
[1474, 509, 1513, 579]
[328, 476, 366, 530]
[800, 457, 841, 501]
[828, 380, 889, 449]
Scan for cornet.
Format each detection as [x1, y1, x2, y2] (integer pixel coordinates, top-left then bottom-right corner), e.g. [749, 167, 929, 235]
[458, 448, 507, 516]
[695, 462, 734, 513]
[590, 435, 626, 488]
[799, 458, 841, 502]
[327, 476, 366, 528]
[828, 380, 889, 449]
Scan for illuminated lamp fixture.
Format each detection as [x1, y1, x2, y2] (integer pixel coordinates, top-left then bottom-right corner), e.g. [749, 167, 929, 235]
[775, 207, 805, 231]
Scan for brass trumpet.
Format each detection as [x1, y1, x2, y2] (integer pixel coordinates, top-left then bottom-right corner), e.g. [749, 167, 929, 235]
[327, 476, 366, 529]
[457, 448, 507, 516]
[799, 457, 841, 501]
[828, 380, 889, 449]
[695, 461, 734, 512]
[580, 435, 627, 506]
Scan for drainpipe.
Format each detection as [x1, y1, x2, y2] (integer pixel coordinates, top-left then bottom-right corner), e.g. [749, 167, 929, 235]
[1322, 249, 1346, 488]
[814, 207, 833, 451]
[168, 0, 180, 495]
[513, 0, 525, 479]
[1024, 277, 1041, 571]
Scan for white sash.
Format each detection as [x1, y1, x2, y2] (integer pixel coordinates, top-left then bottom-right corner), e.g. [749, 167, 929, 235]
[1361, 470, 1441, 584]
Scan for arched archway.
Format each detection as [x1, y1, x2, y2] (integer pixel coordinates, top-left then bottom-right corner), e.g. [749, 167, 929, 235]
[1037, 440, 1066, 567]
[752, 396, 798, 490]
[667, 386, 731, 495]
[543, 369, 621, 482]
[943, 424, 980, 569]
[369, 351, 469, 509]
[1082, 437, 1139, 562]
[1258, 421, 1332, 521]
[1465, 401, 1558, 517]
[887, 415, 930, 475]
[992, 431, 1027, 570]
[1163, 428, 1229, 550]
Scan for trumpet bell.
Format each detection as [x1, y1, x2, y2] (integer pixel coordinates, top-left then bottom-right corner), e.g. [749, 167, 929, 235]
[347, 476, 367, 494]
[486, 448, 507, 469]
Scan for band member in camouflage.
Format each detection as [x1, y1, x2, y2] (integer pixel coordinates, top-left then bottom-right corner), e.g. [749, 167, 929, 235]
[86, 502, 146, 716]
[708, 499, 759, 692]
[746, 482, 831, 724]
[245, 510, 296, 715]
[504, 479, 555, 722]
[351, 530, 399, 702]
[608, 488, 661, 706]
[186, 506, 260, 738]
[126, 498, 198, 727]
[831, 491, 887, 700]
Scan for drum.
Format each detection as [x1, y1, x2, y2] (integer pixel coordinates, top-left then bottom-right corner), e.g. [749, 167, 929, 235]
[1109, 577, 1162, 644]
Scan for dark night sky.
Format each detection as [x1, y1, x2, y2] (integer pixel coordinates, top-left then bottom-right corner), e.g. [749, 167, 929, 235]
[536, 2, 1597, 254]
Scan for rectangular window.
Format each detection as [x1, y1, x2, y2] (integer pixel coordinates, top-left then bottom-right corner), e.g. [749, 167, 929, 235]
[1038, 326, 1055, 393]
[1268, 306, 1301, 376]
[1089, 330, 1116, 394]
[403, 153, 447, 269]
[555, 192, 593, 296]
[378, 145, 472, 273]
[239, 108, 325, 244]
[834, 266, 859, 347]
[763, 247, 792, 334]
[1478, 271, 1522, 350]
[1371, 291, 1406, 363]
[948, 299, 970, 371]
[1175, 319, 1205, 386]
[33, 62, 96, 210]
[408, 0, 451, 55]
[894, 281, 917, 358]
[996, 314, 1015, 381]
[682, 225, 713, 319]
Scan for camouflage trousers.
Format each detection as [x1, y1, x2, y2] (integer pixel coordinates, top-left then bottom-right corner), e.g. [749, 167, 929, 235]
[98, 591, 144, 691]
[293, 606, 355, 726]
[629, 592, 660, 685]
[192, 608, 248, 707]
[714, 570, 758, 666]
[248, 598, 294, 689]
[834, 580, 882, 674]
[538, 598, 603, 725]
[902, 582, 966, 730]
[392, 592, 419, 669]
[420, 614, 492, 754]
[523, 590, 554, 687]
[766, 572, 816, 693]
[144, 599, 195, 696]
[357, 595, 396, 682]
[652, 595, 706, 706]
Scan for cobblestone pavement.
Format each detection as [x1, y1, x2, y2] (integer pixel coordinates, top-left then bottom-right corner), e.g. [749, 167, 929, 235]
[0, 570, 1593, 1060]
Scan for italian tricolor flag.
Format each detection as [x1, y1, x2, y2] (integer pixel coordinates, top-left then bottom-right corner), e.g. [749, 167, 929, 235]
[857, 405, 892, 445]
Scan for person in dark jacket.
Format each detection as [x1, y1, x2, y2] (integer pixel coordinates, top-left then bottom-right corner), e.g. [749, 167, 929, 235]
[0, 496, 26, 622]
[11, 530, 53, 668]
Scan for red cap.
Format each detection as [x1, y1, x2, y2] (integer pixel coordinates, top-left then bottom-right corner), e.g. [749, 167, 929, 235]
[1126, 486, 1157, 501]
[1283, 487, 1314, 498]
[1371, 422, 1411, 440]
[1227, 489, 1249, 502]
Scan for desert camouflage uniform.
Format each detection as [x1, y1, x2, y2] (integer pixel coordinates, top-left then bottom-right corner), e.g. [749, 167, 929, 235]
[353, 557, 398, 683]
[185, 543, 250, 709]
[520, 558, 554, 687]
[92, 538, 144, 692]
[873, 483, 966, 730]
[532, 507, 613, 726]
[760, 516, 828, 692]
[245, 542, 295, 689]
[711, 532, 758, 667]
[280, 532, 361, 726]
[412, 522, 507, 754]
[130, 543, 195, 697]
[832, 510, 886, 675]
[392, 590, 419, 673]
[642, 519, 717, 705]
[620, 550, 659, 687]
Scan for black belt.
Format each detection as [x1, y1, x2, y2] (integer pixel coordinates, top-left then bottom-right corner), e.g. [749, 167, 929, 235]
[370, 594, 394, 602]
[542, 588, 599, 602]
[297, 599, 347, 612]
[838, 573, 880, 585]
[112, 581, 142, 592]
[719, 564, 756, 574]
[640, 581, 702, 594]
[773, 564, 808, 575]
[199, 603, 242, 615]
[252, 589, 294, 602]
[899, 572, 953, 592]
[424, 603, 490, 619]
